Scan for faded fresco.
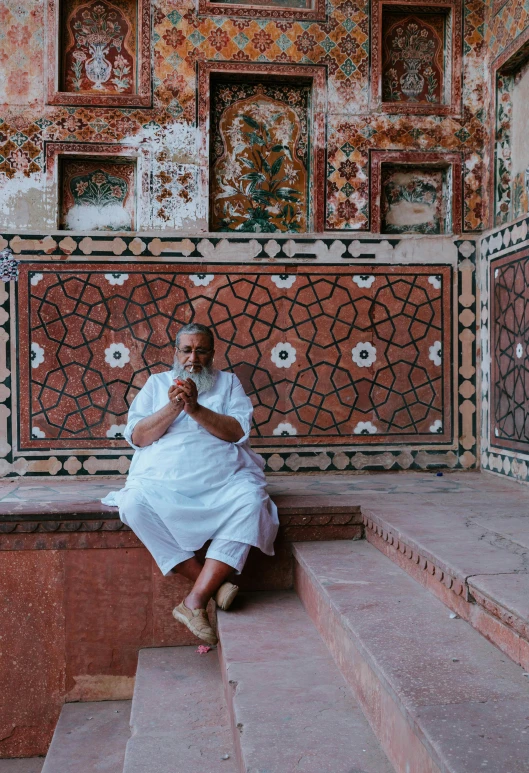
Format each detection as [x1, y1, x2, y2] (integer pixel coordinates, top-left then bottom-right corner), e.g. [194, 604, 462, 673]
[382, 13, 445, 105]
[61, 0, 136, 95]
[59, 157, 135, 230]
[210, 82, 310, 232]
[381, 166, 446, 234]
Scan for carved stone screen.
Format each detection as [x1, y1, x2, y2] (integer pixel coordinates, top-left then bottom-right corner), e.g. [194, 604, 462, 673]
[209, 79, 311, 233]
[18, 262, 452, 452]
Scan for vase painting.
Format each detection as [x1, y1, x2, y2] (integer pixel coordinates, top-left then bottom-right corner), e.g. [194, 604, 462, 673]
[210, 81, 311, 233]
[61, 0, 136, 95]
[382, 14, 445, 105]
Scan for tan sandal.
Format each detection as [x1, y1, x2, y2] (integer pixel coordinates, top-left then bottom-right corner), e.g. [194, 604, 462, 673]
[215, 582, 239, 611]
[172, 601, 218, 645]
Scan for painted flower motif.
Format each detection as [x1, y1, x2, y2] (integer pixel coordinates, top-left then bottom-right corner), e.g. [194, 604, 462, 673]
[110, 185, 123, 198]
[106, 424, 126, 439]
[516, 342, 523, 359]
[72, 50, 87, 61]
[352, 342, 377, 368]
[354, 421, 377, 435]
[189, 274, 214, 286]
[271, 274, 296, 289]
[273, 422, 297, 436]
[105, 343, 130, 368]
[428, 341, 442, 367]
[114, 54, 128, 69]
[30, 342, 44, 369]
[30, 273, 43, 286]
[91, 172, 107, 186]
[429, 420, 443, 433]
[428, 275, 442, 289]
[105, 273, 129, 286]
[353, 275, 375, 288]
[271, 342, 297, 369]
[31, 426, 45, 439]
[75, 180, 89, 197]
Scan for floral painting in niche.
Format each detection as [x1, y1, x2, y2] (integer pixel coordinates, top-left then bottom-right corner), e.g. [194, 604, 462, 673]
[59, 158, 136, 230]
[382, 13, 445, 105]
[381, 166, 447, 234]
[210, 81, 311, 233]
[61, 0, 136, 95]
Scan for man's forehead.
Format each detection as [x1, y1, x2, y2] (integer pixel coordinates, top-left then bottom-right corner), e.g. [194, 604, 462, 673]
[177, 332, 212, 347]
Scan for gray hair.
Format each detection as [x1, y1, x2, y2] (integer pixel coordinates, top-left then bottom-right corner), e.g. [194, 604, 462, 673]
[175, 323, 214, 351]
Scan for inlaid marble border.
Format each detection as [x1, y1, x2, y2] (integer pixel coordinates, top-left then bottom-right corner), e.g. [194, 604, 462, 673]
[197, 61, 327, 235]
[370, 0, 463, 116]
[46, 0, 153, 107]
[0, 232, 477, 476]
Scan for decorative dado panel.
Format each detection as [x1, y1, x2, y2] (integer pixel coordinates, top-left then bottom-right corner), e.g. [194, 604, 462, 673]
[481, 215, 529, 484]
[371, 0, 462, 116]
[0, 232, 477, 476]
[46, 0, 152, 106]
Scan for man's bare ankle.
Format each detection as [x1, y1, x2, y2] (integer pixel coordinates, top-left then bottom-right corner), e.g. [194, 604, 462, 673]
[184, 594, 208, 610]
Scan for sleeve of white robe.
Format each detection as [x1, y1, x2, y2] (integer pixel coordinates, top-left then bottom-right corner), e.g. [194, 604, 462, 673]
[226, 374, 253, 445]
[123, 376, 155, 450]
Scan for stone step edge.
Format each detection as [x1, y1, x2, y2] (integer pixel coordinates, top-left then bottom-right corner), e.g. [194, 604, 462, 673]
[362, 508, 529, 671]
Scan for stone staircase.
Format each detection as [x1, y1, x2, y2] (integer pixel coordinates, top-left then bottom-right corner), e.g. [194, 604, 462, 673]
[37, 532, 529, 773]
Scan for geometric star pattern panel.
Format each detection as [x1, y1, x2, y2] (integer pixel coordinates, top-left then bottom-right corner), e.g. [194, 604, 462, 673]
[491, 248, 529, 451]
[18, 263, 452, 451]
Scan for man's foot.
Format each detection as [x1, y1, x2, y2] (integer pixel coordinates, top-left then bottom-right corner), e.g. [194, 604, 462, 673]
[215, 582, 239, 611]
[172, 601, 218, 645]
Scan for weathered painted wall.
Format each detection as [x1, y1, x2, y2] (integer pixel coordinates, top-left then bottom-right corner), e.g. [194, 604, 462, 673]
[0, 0, 486, 233]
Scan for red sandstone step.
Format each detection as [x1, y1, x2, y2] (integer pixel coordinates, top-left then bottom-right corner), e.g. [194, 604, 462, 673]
[217, 591, 394, 773]
[40, 700, 130, 773]
[361, 501, 529, 669]
[294, 540, 529, 773]
[123, 646, 236, 773]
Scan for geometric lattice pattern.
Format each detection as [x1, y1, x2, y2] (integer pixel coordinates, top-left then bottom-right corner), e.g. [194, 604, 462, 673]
[18, 263, 451, 450]
[491, 250, 529, 450]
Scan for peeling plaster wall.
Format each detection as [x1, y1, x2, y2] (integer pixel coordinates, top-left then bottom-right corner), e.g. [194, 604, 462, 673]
[0, 0, 488, 233]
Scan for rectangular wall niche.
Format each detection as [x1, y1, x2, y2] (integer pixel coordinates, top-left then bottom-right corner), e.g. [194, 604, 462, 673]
[372, 0, 462, 115]
[47, 0, 151, 107]
[59, 156, 136, 231]
[381, 164, 450, 234]
[198, 0, 325, 22]
[209, 77, 312, 234]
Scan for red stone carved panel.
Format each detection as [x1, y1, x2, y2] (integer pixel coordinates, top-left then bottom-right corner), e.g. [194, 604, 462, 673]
[490, 248, 529, 452]
[371, 0, 462, 116]
[209, 80, 311, 233]
[47, 0, 151, 106]
[18, 263, 452, 451]
[59, 157, 136, 230]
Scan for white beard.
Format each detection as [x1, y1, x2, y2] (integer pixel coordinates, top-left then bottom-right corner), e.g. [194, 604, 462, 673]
[172, 360, 218, 394]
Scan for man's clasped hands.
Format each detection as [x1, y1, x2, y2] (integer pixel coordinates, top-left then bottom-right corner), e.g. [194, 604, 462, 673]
[168, 378, 199, 414]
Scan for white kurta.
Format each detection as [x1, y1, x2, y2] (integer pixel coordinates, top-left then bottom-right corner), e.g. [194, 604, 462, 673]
[102, 369, 279, 557]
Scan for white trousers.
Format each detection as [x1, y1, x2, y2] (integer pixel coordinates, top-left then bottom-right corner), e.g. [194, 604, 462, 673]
[120, 490, 251, 577]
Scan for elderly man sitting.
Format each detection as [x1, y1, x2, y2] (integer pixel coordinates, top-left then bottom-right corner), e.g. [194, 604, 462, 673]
[103, 322, 279, 645]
